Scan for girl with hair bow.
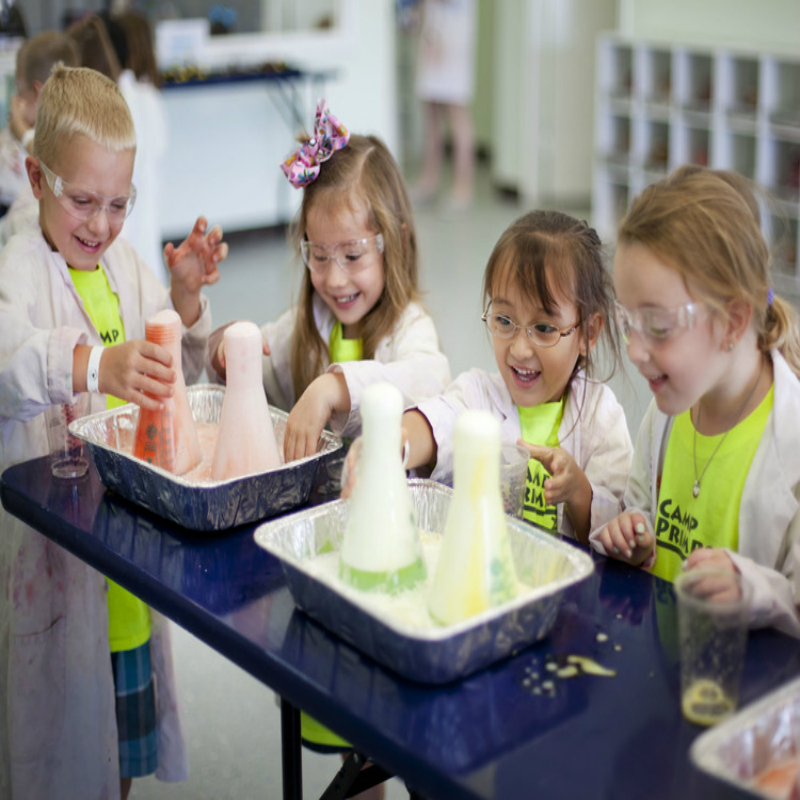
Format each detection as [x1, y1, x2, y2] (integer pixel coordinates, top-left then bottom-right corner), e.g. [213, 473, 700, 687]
[207, 98, 450, 792]
[208, 99, 450, 460]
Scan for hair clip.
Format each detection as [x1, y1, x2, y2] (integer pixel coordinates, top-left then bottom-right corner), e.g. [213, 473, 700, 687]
[767, 287, 774, 308]
[280, 98, 350, 189]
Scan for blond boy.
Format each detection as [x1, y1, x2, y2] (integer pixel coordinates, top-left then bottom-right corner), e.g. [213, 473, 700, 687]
[0, 65, 227, 800]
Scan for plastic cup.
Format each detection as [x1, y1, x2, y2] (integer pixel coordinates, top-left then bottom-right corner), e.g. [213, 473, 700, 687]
[675, 568, 752, 727]
[45, 394, 90, 480]
[499, 442, 529, 518]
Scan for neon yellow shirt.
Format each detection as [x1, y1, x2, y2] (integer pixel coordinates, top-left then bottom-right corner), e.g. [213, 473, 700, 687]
[70, 263, 151, 651]
[329, 320, 363, 363]
[68, 265, 126, 410]
[518, 401, 563, 532]
[652, 385, 773, 582]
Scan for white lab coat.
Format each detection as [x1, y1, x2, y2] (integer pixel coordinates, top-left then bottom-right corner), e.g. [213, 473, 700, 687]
[589, 350, 800, 638]
[415, 368, 634, 540]
[0, 227, 209, 799]
[208, 293, 451, 438]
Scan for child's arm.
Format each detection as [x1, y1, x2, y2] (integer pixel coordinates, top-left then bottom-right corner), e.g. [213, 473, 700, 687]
[402, 409, 437, 471]
[283, 373, 350, 462]
[163, 216, 228, 328]
[73, 341, 175, 411]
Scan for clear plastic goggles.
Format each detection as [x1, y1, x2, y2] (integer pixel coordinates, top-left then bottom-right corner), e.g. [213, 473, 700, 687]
[481, 306, 580, 348]
[614, 300, 701, 343]
[300, 233, 384, 275]
[39, 161, 137, 222]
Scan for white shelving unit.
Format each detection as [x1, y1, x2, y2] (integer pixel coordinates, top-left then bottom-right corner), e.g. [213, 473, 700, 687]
[593, 34, 800, 293]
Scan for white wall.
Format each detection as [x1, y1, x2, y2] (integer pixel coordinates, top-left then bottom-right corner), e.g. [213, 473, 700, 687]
[492, 0, 617, 206]
[158, 0, 398, 238]
[617, 0, 800, 50]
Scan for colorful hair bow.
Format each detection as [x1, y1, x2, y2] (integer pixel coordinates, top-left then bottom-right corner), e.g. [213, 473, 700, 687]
[280, 99, 350, 189]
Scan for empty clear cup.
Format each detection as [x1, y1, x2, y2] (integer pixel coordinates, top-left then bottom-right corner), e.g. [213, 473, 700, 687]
[45, 394, 90, 480]
[676, 568, 752, 727]
[500, 442, 530, 518]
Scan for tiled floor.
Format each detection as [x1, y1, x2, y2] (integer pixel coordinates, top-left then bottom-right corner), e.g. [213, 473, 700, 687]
[129, 161, 652, 800]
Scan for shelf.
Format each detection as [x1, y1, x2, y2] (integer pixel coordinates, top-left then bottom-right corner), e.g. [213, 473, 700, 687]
[593, 35, 800, 281]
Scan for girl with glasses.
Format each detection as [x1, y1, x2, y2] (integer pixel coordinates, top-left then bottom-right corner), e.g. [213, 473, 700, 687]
[592, 166, 800, 637]
[207, 101, 450, 465]
[380, 209, 633, 543]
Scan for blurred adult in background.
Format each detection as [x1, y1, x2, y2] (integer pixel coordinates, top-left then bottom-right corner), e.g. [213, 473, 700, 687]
[411, 0, 477, 212]
[115, 10, 169, 285]
[66, 11, 170, 285]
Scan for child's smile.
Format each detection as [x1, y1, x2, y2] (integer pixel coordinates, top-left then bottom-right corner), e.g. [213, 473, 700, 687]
[32, 135, 134, 272]
[490, 282, 585, 408]
[304, 203, 385, 337]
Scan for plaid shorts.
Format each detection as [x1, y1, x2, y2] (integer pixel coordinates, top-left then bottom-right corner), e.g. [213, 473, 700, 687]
[110, 640, 158, 778]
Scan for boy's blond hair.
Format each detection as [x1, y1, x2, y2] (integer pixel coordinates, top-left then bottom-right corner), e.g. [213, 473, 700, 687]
[33, 64, 136, 168]
[16, 31, 79, 91]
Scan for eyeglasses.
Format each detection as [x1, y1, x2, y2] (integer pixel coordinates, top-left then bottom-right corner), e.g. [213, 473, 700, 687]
[614, 301, 701, 343]
[481, 306, 580, 348]
[38, 161, 137, 222]
[300, 233, 384, 275]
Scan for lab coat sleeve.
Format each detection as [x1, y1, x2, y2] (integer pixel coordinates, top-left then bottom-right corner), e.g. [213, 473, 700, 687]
[728, 547, 800, 638]
[328, 303, 451, 438]
[589, 399, 659, 558]
[0, 239, 87, 421]
[581, 384, 634, 532]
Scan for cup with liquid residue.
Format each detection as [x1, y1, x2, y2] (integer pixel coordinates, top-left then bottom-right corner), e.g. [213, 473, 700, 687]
[500, 442, 530, 518]
[45, 393, 90, 480]
[675, 568, 752, 727]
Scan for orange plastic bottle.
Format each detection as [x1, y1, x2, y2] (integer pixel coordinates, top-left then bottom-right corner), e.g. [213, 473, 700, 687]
[132, 309, 202, 474]
[211, 321, 281, 480]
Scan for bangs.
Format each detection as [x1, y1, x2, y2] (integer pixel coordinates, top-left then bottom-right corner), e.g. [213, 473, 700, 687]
[489, 236, 577, 314]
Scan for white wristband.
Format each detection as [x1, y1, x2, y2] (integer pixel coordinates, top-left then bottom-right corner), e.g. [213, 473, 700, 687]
[86, 346, 104, 393]
[20, 128, 33, 150]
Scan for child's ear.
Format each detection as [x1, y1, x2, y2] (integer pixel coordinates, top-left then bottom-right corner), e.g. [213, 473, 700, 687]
[580, 312, 603, 356]
[26, 157, 45, 199]
[724, 298, 753, 350]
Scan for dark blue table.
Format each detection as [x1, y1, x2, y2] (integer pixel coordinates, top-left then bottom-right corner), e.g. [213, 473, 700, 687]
[3, 457, 799, 800]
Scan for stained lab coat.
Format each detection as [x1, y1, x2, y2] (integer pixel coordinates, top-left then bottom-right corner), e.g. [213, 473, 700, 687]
[0, 227, 209, 799]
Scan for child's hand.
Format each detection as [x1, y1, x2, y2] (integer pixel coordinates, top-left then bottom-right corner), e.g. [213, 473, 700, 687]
[283, 373, 350, 463]
[597, 512, 654, 566]
[681, 548, 742, 602]
[214, 327, 270, 374]
[99, 340, 176, 411]
[523, 443, 585, 507]
[164, 216, 228, 324]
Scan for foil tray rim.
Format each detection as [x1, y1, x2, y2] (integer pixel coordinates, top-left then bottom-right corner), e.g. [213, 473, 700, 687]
[254, 478, 595, 642]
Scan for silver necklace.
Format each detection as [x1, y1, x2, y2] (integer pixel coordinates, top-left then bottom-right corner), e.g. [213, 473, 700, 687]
[692, 360, 764, 498]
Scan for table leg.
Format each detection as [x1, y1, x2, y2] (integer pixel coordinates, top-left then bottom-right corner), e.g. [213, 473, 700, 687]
[281, 697, 302, 800]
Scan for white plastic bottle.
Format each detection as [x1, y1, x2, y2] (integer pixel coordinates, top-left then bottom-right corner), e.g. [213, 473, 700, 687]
[339, 382, 426, 593]
[428, 410, 517, 625]
[133, 309, 201, 475]
[211, 321, 281, 480]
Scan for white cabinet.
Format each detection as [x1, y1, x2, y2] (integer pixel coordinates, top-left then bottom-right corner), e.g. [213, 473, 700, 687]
[593, 34, 800, 292]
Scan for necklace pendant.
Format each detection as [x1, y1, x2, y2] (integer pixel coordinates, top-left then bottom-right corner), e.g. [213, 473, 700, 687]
[692, 480, 700, 498]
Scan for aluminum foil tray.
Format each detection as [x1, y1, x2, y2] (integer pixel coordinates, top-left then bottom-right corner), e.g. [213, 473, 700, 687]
[254, 479, 594, 684]
[69, 384, 342, 533]
[691, 675, 800, 799]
